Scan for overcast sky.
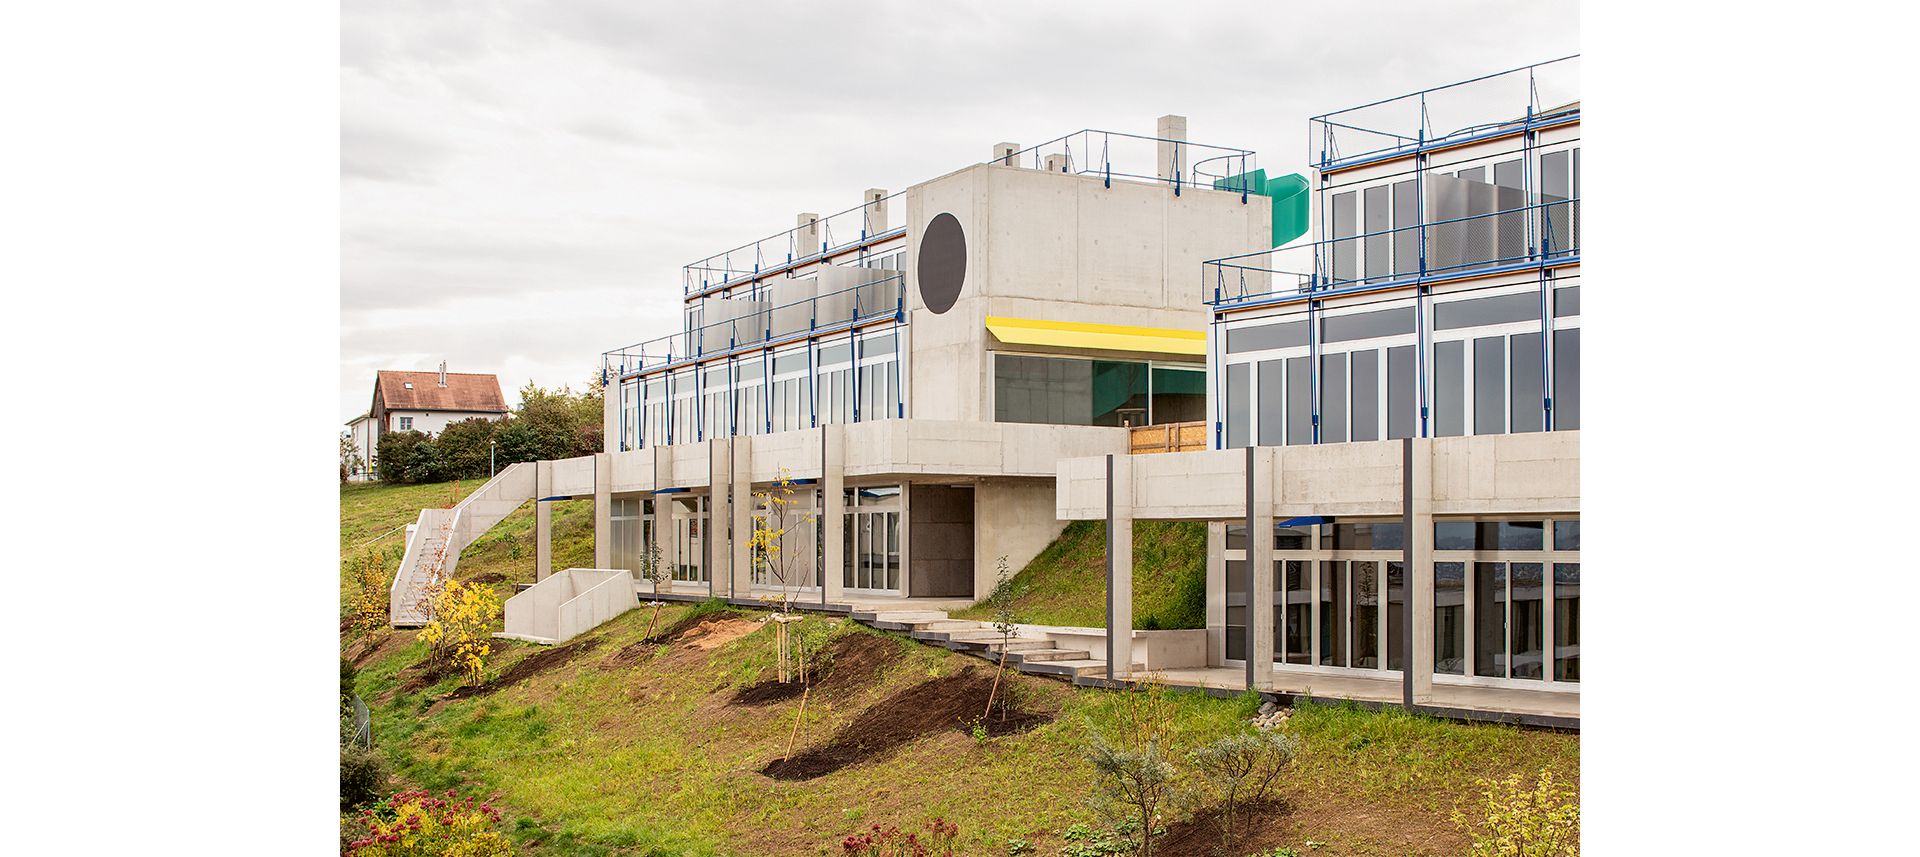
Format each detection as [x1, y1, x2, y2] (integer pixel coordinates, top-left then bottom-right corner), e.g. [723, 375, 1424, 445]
[340, 0, 1577, 423]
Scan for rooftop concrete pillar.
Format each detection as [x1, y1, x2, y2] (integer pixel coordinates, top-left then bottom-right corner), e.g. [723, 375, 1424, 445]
[822, 426, 846, 605]
[603, 366, 620, 452]
[796, 213, 821, 257]
[1247, 446, 1276, 691]
[1405, 438, 1436, 706]
[535, 459, 553, 583]
[1043, 153, 1070, 174]
[992, 142, 1020, 166]
[730, 438, 754, 601]
[862, 189, 889, 238]
[593, 453, 611, 569]
[1157, 114, 1188, 182]
[1106, 454, 1135, 681]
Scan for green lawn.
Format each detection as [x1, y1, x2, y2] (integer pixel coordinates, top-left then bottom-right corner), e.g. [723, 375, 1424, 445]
[340, 481, 1577, 856]
[953, 520, 1207, 630]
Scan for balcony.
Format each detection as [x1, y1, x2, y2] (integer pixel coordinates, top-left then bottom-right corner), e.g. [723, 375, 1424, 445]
[1202, 195, 1579, 307]
[606, 271, 905, 378]
[1309, 56, 1579, 173]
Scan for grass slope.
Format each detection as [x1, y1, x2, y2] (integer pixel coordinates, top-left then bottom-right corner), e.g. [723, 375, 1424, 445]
[953, 520, 1207, 629]
[340, 480, 594, 613]
[342, 603, 1576, 857]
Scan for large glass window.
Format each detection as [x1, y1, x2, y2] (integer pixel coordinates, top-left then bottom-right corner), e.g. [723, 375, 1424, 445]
[1511, 332, 1544, 434]
[1435, 561, 1466, 675]
[1350, 350, 1380, 442]
[1319, 353, 1347, 444]
[1150, 366, 1206, 423]
[1473, 336, 1505, 435]
[1286, 357, 1311, 445]
[1363, 185, 1390, 281]
[1511, 562, 1546, 680]
[1554, 562, 1580, 682]
[1226, 558, 1248, 661]
[1387, 345, 1416, 439]
[1319, 561, 1347, 666]
[1329, 521, 1403, 551]
[1226, 362, 1250, 448]
[1435, 339, 1465, 437]
[1554, 520, 1580, 551]
[1279, 560, 1311, 664]
[1553, 327, 1580, 430]
[1351, 561, 1380, 669]
[1386, 561, 1407, 670]
[1331, 191, 1357, 283]
[1472, 562, 1505, 677]
[994, 355, 1156, 427]
[844, 485, 902, 591]
[1257, 359, 1285, 446]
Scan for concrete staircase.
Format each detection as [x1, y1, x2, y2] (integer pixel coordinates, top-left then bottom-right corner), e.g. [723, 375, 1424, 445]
[389, 463, 539, 627]
[850, 609, 1111, 680]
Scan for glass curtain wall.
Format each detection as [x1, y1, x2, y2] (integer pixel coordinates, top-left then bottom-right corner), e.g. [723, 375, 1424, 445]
[1433, 518, 1577, 684]
[843, 485, 903, 592]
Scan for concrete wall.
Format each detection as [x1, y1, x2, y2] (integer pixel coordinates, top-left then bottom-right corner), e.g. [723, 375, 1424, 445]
[971, 478, 1067, 598]
[904, 164, 1271, 425]
[501, 568, 636, 644]
[907, 484, 973, 597]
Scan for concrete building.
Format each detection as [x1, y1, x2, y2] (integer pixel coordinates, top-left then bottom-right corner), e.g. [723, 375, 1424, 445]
[353, 364, 509, 478]
[1056, 57, 1581, 723]
[587, 118, 1280, 607]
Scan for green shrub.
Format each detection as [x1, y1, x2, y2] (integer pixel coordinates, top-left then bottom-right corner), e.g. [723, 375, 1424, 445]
[432, 417, 500, 481]
[340, 745, 389, 812]
[376, 430, 438, 484]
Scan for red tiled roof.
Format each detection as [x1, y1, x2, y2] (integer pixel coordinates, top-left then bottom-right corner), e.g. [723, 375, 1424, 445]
[375, 371, 508, 413]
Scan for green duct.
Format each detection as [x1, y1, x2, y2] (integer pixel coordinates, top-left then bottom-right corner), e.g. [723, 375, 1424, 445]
[1214, 170, 1311, 247]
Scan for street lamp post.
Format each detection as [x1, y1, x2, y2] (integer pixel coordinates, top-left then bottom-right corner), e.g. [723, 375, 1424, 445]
[490, 440, 496, 477]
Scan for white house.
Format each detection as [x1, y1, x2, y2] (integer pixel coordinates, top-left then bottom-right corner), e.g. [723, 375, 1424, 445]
[348, 363, 509, 479]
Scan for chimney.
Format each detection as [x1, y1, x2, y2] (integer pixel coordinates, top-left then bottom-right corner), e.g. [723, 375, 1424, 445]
[1043, 153, 1070, 174]
[1156, 114, 1188, 182]
[438, 361, 447, 387]
[992, 142, 1020, 166]
[863, 189, 889, 237]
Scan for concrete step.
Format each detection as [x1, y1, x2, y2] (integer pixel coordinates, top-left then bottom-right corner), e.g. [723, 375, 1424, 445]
[914, 620, 985, 632]
[1019, 658, 1109, 678]
[987, 639, 1056, 653]
[1012, 648, 1091, 663]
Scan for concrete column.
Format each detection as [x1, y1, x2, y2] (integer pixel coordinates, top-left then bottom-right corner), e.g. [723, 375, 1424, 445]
[992, 142, 1020, 166]
[822, 426, 846, 604]
[1106, 455, 1135, 681]
[652, 447, 677, 594]
[730, 438, 754, 601]
[1405, 438, 1436, 704]
[1205, 521, 1226, 666]
[535, 459, 553, 582]
[708, 439, 731, 598]
[593, 453, 611, 569]
[1156, 114, 1188, 182]
[1247, 447, 1276, 691]
[862, 189, 889, 238]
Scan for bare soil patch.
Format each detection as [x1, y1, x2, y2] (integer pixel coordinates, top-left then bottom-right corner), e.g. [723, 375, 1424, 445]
[1154, 793, 1467, 857]
[729, 633, 902, 706]
[464, 571, 508, 585]
[443, 637, 603, 702]
[382, 659, 455, 702]
[346, 629, 408, 668]
[1153, 799, 1289, 857]
[602, 610, 754, 668]
[760, 665, 1052, 781]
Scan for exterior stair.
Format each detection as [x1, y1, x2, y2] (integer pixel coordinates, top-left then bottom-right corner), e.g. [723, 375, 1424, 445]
[388, 462, 538, 627]
[846, 609, 1118, 681]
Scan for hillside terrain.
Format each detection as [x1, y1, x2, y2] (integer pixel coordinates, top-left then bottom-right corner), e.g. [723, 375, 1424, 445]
[339, 480, 1578, 856]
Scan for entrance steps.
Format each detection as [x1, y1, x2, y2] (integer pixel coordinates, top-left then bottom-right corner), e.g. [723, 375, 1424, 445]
[850, 609, 1112, 680]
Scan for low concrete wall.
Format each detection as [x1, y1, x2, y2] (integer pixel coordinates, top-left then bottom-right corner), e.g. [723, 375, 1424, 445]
[502, 568, 635, 644]
[550, 455, 598, 498]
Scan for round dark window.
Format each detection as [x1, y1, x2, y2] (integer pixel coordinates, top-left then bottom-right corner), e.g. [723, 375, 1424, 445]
[917, 212, 966, 314]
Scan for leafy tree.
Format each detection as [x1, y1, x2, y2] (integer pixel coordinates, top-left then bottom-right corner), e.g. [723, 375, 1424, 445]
[491, 419, 543, 466]
[377, 430, 437, 484]
[433, 417, 499, 480]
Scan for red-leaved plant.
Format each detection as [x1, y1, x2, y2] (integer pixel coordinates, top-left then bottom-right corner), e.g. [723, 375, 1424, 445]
[841, 818, 960, 857]
[344, 788, 510, 856]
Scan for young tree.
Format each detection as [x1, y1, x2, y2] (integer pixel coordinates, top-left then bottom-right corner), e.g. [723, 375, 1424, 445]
[749, 470, 815, 683]
[639, 541, 668, 638]
[1188, 731, 1299, 850]
[981, 554, 1025, 722]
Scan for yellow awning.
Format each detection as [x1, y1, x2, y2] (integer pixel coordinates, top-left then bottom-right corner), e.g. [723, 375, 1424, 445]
[984, 315, 1206, 356]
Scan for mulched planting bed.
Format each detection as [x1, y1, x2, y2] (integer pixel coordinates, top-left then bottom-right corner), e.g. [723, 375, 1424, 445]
[1151, 799, 1289, 857]
[760, 665, 1052, 781]
[443, 636, 603, 701]
[729, 633, 902, 707]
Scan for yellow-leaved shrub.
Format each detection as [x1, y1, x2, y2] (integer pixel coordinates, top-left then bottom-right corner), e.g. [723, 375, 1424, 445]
[419, 578, 500, 685]
[1450, 769, 1580, 857]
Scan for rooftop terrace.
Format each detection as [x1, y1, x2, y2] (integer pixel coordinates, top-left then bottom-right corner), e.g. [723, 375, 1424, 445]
[1309, 55, 1579, 173]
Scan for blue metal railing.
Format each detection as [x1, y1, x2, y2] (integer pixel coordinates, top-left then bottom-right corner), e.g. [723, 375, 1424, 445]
[681, 191, 909, 299]
[1203, 196, 1580, 307]
[1309, 56, 1579, 172]
[604, 272, 906, 378]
